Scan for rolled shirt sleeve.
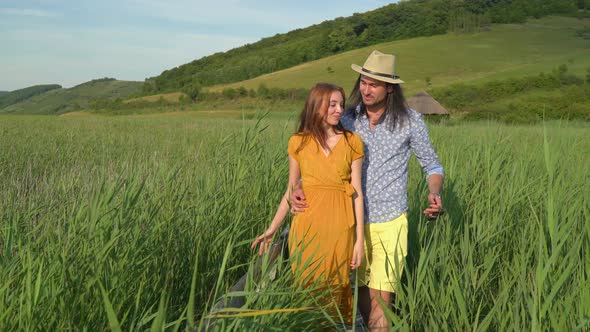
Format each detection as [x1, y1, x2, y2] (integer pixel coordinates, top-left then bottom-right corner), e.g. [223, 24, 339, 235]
[408, 110, 444, 179]
[341, 107, 444, 223]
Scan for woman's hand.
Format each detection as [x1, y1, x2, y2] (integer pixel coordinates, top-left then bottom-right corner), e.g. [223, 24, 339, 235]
[250, 227, 278, 256]
[351, 239, 364, 270]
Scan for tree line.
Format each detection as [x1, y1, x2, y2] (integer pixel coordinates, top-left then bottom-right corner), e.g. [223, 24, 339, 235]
[142, 0, 588, 96]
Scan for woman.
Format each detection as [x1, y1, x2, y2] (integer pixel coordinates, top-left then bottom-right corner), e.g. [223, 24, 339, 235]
[251, 83, 365, 325]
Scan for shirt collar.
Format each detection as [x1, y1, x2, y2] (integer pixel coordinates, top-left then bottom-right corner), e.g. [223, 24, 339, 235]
[357, 104, 395, 125]
[354, 104, 368, 123]
[354, 104, 362, 115]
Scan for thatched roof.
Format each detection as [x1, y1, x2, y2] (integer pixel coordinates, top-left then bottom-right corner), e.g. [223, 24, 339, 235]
[407, 91, 449, 115]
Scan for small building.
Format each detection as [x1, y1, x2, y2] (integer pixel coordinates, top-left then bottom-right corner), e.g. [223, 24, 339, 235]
[407, 91, 449, 116]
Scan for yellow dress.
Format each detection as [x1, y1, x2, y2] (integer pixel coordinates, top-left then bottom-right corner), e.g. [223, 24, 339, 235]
[287, 132, 364, 325]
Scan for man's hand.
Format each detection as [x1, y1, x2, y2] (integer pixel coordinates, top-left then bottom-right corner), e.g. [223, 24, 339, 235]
[290, 188, 308, 213]
[423, 192, 444, 221]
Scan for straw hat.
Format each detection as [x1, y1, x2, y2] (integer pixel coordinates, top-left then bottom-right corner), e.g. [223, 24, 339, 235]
[351, 50, 404, 84]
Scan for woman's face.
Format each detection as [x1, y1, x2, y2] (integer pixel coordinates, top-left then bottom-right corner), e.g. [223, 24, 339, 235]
[323, 90, 344, 127]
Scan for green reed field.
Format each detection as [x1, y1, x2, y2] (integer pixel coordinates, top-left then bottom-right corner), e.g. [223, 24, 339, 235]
[0, 113, 588, 331]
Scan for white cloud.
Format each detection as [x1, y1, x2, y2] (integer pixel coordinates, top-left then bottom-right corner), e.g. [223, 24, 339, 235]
[124, 0, 295, 28]
[0, 7, 59, 18]
[0, 25, 255, 89]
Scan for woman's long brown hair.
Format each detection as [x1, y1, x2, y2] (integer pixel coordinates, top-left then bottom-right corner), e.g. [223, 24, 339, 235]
[295, 83, 351, 153]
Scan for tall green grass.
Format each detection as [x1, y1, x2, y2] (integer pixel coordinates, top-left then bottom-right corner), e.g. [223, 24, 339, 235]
[0, 114, 588, 330]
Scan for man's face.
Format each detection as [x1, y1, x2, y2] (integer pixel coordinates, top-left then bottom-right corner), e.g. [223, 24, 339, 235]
[359, 75, 391, 108]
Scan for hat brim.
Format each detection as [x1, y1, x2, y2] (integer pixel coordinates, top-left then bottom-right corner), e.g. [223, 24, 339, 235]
[351, 64, 404, 84]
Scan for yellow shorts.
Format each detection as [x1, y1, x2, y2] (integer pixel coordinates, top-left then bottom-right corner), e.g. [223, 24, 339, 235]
[358, 213, 408, 293]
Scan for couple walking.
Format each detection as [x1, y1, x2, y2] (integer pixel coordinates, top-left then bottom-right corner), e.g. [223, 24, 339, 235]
[252, 50, 444, 331]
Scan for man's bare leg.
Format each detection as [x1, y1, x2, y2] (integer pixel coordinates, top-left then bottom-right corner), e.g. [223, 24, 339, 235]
[358, 286, 371, 325]
[367, 288, 391, 332]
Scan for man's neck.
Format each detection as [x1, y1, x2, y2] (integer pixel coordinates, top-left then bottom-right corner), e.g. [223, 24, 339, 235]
[366, 104, 386, 129]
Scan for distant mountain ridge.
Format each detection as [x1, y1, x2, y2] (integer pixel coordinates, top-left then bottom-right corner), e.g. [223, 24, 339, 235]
[144, 0, 584, 94]
[0, 84, 62, 109]
[0, 79, 142, 114]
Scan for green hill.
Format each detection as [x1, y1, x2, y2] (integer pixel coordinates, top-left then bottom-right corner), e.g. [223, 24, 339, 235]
[1, 78, 142, 114]
[210, 16, 590, 95]
[194, 16, 589, 123]
[0, 91, 8, 97]
[0, 84, 62, 109]
[145, 0, 584, 94]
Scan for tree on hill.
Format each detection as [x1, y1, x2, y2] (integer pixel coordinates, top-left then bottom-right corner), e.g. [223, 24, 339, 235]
[328, 25, 356, 52]
[182, 79, 201, 102]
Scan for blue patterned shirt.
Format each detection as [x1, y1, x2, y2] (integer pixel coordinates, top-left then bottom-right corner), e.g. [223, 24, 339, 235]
[341, 107, 444, 224]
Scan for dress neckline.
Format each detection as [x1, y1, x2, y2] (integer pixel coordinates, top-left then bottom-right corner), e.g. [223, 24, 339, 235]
[317, 134, 344, 158]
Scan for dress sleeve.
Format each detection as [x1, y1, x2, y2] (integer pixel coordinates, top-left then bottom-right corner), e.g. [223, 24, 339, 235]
[288, 135, 300, 161]
[350, 133, 364, 161]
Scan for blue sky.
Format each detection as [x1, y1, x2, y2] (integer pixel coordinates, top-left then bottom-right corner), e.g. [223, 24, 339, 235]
[0, 0, 393, 91]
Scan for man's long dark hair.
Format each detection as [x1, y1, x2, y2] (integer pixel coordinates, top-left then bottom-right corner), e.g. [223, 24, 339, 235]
[347, 75, 410, 131]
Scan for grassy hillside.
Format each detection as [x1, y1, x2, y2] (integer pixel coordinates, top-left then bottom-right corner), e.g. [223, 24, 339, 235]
[123, 92, 186, 104]
[0, 84, 61, 108]
[430, 69, 590, 121]
[0, 91, 9, 97]
[146, 0, 583, 93]
[1, 79, 142, 114]
[210, 16, 590, 95]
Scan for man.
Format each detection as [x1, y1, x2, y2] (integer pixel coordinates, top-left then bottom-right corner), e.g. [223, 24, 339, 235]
[291, 50, 444, 331]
